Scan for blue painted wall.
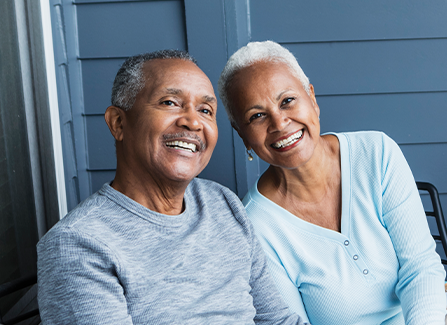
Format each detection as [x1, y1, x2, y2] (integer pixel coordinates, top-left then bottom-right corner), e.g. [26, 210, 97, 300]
[50, 0, 446, 259]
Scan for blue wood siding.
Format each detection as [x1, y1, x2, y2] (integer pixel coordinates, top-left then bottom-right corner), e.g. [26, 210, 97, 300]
[50, 0, 446, 232]
[250, 0, 447, 41]
[77, 2, 186, 58]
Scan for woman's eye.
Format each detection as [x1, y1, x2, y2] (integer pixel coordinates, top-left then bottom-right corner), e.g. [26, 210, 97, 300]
[249, 113, 264, 122]
[281, 97, 295, 105]
[162, 100, 176, 106]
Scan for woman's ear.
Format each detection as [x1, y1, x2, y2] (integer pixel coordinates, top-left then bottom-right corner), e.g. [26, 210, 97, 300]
[105, 106, 125, 141]
[309, 84, 320, 117]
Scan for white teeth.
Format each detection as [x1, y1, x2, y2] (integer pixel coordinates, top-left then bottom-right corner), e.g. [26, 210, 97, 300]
[166, 140, 197, 152]
[272, 130, 303, 149]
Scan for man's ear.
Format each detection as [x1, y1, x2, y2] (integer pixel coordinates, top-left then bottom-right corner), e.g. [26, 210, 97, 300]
[105, 106, 125, 141]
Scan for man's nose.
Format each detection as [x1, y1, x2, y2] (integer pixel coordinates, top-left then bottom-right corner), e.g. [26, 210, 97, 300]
[176, 107, 202, 131]
[268, 110, 290, 133]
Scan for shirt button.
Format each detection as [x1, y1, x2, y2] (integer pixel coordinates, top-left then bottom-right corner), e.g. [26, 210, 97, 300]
[353, 255, 358, 260]
[344, 240, 349, 246]
[363, 269, 369, 275]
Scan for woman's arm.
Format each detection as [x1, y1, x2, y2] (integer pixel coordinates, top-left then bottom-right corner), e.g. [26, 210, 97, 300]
[262, 250, 310, 324]
[381, 134, 446, 324]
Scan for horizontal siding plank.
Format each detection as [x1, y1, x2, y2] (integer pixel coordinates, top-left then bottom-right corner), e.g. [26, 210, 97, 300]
[318, 92, 447, 144]
[250, 0, 447, 42]
[82, 59, 124, 114]
[284, 39, 447, 96]
[77, 0, 186, 58]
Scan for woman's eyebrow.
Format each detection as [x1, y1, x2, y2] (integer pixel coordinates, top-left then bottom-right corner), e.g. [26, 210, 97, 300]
[245, 105, 263, 113]
[276, 89, 293, 101]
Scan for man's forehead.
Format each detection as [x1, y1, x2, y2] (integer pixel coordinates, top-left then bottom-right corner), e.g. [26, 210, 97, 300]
[142, 59, 215, 97]
[143, 58, 200, 77]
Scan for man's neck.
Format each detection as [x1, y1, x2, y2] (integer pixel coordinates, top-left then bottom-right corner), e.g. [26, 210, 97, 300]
[111, 168, 188, 216]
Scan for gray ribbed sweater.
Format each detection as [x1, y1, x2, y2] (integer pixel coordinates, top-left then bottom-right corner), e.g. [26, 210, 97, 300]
[37, 178, 306, 325]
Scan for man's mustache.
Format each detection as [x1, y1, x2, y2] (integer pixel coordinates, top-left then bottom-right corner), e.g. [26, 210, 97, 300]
[163, 132, 206, 151]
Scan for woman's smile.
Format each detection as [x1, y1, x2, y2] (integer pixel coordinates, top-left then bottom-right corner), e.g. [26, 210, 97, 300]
[271, 129, 304, 151]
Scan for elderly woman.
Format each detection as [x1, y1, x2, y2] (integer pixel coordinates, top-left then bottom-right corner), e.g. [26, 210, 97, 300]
[218, 41, 446, 325]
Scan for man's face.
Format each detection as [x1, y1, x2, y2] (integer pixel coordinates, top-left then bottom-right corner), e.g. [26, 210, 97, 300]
[119, 59, 218, 184]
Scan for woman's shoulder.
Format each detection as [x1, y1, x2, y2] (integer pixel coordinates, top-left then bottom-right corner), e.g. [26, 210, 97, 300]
[336, 130, 391, 143]
[335, 131, 399, 156]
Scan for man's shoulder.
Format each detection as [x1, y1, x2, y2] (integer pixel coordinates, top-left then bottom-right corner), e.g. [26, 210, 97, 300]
[38, 187, 112, 247]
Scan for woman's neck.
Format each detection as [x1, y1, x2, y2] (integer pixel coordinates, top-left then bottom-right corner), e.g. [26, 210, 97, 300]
[258, 134, 340, 204]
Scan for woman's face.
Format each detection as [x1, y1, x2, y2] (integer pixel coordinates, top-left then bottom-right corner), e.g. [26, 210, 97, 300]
[228, 60, 321, 169]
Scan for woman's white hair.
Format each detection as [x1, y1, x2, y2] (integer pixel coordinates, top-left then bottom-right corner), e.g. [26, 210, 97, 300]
[218, 40, 310, 125]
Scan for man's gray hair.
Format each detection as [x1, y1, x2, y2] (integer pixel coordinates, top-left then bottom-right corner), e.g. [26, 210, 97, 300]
[111, 49, 197, 111]
[218, 40, 310, 125]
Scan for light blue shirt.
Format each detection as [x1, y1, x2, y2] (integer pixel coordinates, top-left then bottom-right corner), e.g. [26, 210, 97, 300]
[243, 131, 445, 325]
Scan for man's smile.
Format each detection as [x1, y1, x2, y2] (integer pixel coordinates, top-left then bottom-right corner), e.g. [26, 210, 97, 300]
[165, 140, 197, 153]
[163, 131, 206, 154]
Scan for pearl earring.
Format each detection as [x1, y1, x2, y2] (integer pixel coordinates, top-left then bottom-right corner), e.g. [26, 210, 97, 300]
[246, 149, 254, 161]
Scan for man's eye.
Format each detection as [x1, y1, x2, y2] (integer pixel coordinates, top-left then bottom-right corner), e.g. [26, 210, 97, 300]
[201, 108, 212, 115]
[249, 113, 264, 122]
[162, 100, 175, 106]
[281, 97, 295, 105]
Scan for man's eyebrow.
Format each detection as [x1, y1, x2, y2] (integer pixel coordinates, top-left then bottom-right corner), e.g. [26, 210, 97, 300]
[203, 95, 217, 103]
[164, 89, 216, 103]
[165, 88, 182, 95]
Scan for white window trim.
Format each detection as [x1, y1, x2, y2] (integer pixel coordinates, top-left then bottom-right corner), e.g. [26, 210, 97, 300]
[40, 0, 67, 219]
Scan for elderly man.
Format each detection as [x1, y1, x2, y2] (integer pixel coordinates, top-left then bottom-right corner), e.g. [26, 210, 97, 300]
[37, 50, 307, 325]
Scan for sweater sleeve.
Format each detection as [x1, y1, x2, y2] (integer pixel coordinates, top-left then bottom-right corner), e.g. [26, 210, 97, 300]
[37, 229, 134, 325]
[248, 221, 309, 325]
[380, 134, 446, 324]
